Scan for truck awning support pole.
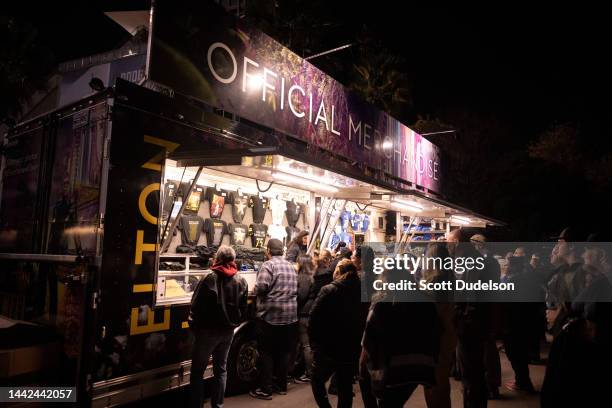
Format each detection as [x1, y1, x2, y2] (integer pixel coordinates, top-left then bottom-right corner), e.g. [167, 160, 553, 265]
[306, 197, 335, 255]
[160, 166, 204, 253]
[319, 199, 347, 253]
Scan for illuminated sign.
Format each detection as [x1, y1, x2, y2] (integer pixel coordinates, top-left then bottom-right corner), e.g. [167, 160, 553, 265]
[149, 1, 441, 192]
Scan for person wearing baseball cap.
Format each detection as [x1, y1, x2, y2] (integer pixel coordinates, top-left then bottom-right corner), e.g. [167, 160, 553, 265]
[551, 227, 574, 242]
[250, 239, 298, 400]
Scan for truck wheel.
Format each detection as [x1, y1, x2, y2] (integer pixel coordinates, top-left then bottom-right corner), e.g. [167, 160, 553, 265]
[226, 329, 259, 394]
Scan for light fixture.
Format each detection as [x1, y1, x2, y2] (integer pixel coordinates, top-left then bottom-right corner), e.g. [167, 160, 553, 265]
[393, 198, 424, 210]
[276, 164, 339, 187]
[272, 171, 338, 193]
[382, 140, 393, 149]
[451, 215, 471, 225]
[392, 202, 422, 213]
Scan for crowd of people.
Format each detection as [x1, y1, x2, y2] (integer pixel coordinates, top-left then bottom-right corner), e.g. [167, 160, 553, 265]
[187, 227, 612, 408]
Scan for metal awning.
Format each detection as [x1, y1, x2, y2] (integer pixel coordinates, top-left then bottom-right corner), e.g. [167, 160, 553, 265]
[167, 148, 504, 227]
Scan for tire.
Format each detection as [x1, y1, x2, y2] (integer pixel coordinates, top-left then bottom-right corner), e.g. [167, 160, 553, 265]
[226, 327, 259, 394]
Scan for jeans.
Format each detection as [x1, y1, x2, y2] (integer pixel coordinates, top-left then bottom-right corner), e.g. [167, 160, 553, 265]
[484, 336, 501, 391]
[358, 367, 378, 408]
[190, 326, 235, 408]
[256, 319, 298, 393]
[298, 316, 314, 377]
[504, 331, 532, 387]
[457, 331, 488, 408]
[377, 383, 418, 408]
[311, 351, 356, 408]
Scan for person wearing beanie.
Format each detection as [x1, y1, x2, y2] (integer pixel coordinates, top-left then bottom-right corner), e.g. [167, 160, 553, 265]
[189, 245, 248, 408]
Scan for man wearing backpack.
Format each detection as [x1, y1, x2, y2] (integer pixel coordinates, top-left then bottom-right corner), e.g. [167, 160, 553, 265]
[189, 245, 248, 408]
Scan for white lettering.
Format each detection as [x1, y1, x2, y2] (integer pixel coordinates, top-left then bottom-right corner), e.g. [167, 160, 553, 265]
[309, 93, 313, 122]
[373, 257, 384, 274]
[280, 77, 285, 110]
[314, 100, 329, 130]
[331, 105, 340, 135]
[242, 57, 260, 92]
[207, 42, 237, 84]
[262, 68, 277, 102]
[288, 84, 306, 118]
[349, 115, 361, 142]
[364, 123, 372, 150]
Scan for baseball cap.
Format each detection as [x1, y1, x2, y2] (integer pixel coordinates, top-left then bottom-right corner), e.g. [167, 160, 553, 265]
[470, 234, 487, 244]
[551, 227, 574, 242]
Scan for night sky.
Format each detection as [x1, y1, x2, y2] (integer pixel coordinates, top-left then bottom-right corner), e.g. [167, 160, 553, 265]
[3, 1, 611, 239]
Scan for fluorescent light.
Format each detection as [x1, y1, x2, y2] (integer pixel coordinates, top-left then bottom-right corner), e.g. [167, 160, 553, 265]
[272, 171, 338, 193]
[393, 198, 424, 210]
[451, 215, 471, 225]
[393, 202, 423, 212]
[276, 164, 338, 186]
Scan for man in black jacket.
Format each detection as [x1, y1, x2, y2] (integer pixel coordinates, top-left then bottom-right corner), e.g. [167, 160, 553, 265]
[309, 259, 365, 408]
[189, 245, 248, 408]
[449, 229, 490, 408]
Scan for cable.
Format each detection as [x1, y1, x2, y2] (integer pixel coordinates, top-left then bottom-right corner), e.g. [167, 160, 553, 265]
[354, 202, 371, 211]
[255, 179, 274, 193]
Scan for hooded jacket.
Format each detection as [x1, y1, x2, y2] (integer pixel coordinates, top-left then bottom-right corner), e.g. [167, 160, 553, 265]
[189, 261, 248, 329]
[308, 273, 366, 361]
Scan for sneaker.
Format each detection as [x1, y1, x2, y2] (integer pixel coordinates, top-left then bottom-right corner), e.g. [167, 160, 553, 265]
[270, 384, 288, 395]
[294, 375, 311, 384]
[505, 380, 536, 393]
[488, 387, 501, 399]
[249, 388, 273, 400]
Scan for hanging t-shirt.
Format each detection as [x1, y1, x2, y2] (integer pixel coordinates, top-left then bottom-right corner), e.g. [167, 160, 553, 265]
[269, 198, 286, 225]
[285, 200, 301, 227]
[329, 231, 341, 250]
[206, 187, 229, 218]
[187, 186, 205, 214]
[229, 223, 248, 246]
[268, 224, 287, 242]
[362, 214, 370, 232]
[179, 183, 205, 215]
[249, 195, 268, 224]
[162, 180, 180, 218]
[230, 192, 250, 223]
[249, 223, 268, 248]
[328, 230, 353, 250]
[203, 218, 228, 247]
[286, 226, 301, 243]
[351, 213, 363, 232]
[178, 215, 204, 246]
[300, 203, 309, 229]
[340, 211, 352, 230]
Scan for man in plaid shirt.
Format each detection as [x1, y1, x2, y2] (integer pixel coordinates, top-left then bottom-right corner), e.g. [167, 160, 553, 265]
[250, 239, 298, 400]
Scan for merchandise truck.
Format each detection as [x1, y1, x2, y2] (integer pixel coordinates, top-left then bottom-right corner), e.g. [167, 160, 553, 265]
[0, 2, 501, 406]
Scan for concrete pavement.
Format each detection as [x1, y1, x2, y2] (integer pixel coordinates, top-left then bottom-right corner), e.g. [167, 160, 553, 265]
[223, 346, 545, 407]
